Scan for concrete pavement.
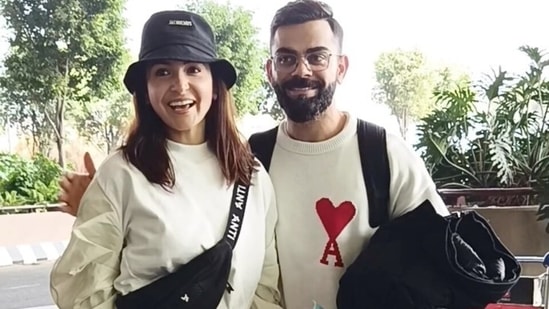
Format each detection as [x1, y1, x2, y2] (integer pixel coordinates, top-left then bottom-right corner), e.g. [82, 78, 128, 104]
[0, 262, 57, 309]
[0, 212, 74, 267]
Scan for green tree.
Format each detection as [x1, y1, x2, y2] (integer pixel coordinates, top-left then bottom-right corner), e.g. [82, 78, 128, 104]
[372, 49, 438, 138]
[414, 46, 549, 231]
[0, 0, 129, 167]
[259, 79, 285, 122]
[182, 0, 270, 116]
[434, 66, 471, 93]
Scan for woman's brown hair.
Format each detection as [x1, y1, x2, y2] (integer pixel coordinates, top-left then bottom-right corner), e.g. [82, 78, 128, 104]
[120, 70, 257, 190]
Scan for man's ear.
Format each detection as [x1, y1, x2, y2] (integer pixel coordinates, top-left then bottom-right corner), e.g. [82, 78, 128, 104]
[265, 58, 274, 85]
[336, 55, 349, 84]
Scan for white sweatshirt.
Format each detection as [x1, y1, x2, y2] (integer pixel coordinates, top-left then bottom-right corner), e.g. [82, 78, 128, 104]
[268, 114, 450, 309]
[50, 140, 281, 309]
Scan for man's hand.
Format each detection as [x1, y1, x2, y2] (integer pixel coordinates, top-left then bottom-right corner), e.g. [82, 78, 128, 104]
[58, 152, 96, 216]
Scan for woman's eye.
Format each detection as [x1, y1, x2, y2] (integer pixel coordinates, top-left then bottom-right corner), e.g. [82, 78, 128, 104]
[186, 66, 201, 74]
[154, 68, 170, 76]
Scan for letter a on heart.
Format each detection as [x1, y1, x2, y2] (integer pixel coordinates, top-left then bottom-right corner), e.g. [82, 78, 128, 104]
[316, 198, 356, 267]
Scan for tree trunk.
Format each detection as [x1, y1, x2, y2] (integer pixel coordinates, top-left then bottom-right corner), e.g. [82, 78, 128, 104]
[56, 134, 64, 167]
[397, 109, 409, 140]
[55, 57, 70, 168]
[105, 126, 112, 154]
[57, 97, 65, 168]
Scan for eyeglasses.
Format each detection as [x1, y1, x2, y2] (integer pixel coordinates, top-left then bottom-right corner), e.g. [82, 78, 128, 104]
[272, 51, 336, 73]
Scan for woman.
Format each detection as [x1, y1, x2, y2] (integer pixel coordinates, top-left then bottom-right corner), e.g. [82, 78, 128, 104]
[50, 10, 281, 309]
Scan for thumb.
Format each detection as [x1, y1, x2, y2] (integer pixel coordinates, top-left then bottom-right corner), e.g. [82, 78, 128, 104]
[83, 152, 97, 177]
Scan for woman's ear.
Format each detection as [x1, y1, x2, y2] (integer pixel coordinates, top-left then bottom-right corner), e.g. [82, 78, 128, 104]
[212, 83, 218, 101]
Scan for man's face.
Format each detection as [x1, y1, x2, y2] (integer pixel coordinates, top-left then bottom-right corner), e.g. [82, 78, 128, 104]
[267, 19, 348, 123]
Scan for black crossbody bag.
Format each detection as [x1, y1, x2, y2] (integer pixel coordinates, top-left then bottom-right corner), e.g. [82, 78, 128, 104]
[115, 181, 250, 309]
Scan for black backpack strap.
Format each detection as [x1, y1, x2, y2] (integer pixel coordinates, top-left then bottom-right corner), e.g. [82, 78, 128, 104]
[357, 119, 391, 228]
[224, 180, 250, 249]
[248, 126, 278, 172]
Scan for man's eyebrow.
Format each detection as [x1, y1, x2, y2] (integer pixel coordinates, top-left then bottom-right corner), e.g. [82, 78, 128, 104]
[305, 47, 330, 53]
[274, 46, 330, 54]
[274, 47, 298, 54]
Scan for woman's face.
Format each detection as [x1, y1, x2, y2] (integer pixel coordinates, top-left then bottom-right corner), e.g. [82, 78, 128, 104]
[146, 60, 214, 144]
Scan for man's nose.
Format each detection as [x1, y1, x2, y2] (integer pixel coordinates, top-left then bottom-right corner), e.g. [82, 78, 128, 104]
[292, 57, 313, 78]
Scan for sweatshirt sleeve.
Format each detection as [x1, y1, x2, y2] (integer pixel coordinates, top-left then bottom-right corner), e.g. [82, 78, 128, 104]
[386, 131, 450, 218]
[251, 167, 283, 309]
[50, 177, 124, 309]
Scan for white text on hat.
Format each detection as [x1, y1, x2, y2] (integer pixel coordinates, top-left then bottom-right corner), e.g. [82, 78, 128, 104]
[168, 20, 193, 27]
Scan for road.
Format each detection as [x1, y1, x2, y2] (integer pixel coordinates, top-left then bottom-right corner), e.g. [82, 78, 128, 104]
[0, 262, 57, 309]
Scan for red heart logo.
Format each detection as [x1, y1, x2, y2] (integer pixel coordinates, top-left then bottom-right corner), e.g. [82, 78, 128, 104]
[316, 198, 356, 240]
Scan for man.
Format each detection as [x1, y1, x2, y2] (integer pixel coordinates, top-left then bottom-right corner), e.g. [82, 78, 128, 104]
[59, 1, 449, 308]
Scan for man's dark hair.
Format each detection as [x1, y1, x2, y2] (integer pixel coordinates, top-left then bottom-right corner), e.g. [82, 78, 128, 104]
[270, 0, 344, 52]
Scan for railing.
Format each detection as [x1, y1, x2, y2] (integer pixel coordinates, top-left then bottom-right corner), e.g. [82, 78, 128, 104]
[0, 187, 539, 213]
[0, 203, 65, 214]
[515, 253, 549, 309]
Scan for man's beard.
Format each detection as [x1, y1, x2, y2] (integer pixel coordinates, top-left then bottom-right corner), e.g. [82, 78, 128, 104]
[272, 77, 336, 123]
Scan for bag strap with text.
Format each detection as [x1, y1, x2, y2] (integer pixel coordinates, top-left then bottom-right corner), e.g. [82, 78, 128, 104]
[223, 180, 251, 249]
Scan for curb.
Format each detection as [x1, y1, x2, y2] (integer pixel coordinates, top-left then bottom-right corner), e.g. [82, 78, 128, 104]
[0, 240, 68, 267]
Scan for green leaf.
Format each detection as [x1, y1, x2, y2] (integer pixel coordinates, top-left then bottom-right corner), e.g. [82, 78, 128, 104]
[181, 0, 270, 117]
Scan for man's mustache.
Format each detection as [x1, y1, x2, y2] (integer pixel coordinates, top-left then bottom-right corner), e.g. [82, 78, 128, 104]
[282, 78, 323, 89]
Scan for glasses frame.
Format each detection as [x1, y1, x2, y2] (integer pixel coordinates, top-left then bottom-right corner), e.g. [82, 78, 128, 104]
[271, 51, 340, 73]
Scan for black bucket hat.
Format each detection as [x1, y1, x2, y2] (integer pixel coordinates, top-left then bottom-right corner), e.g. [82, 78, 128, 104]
[123, 10, 237, 93]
